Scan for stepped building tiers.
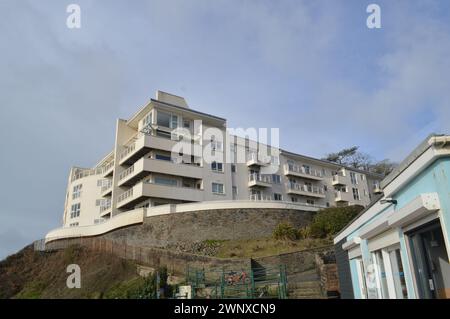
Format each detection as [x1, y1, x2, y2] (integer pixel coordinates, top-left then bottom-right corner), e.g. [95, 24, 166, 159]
[59, 90, 383, 229]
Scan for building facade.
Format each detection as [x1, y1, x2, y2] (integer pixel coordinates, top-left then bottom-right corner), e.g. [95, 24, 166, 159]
[334, 135, 450, 299]
[62, 90, 382, 228]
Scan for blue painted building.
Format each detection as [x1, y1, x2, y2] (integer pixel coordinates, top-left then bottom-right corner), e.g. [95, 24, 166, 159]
[334, 135, 450, 299]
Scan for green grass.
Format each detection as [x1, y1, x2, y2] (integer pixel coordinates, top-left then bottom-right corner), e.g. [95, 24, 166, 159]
[208, 237, 332, 259]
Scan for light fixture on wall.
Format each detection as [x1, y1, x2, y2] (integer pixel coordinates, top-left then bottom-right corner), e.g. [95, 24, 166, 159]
[380, 197, 397, 205]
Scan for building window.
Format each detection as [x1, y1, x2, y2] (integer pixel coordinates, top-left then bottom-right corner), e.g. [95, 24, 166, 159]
[69, 222, 79, 227]
[231, 164, 236, 173]
[302, 165, 311, 174]
[211, 161, 223, 172]
[171, 114, 178, 129]
[72, 184, 82, 199]
[155, 154, 171, 161]
[306, 199, 315, 206]
[291, 196, 298, 203]
[360, 174, 365, 181]
[272, 174, 281, 184]
[142, 112, 152, 128]
[154, 177, 177, 187]
[324, 185, 328, 192]
[326, 202, 330, 207]
[70, 203, 81, 218]
[350, 172, 358, 184]
[157, 111, 171, 128]
[274, 193, 282, 201]
[352, 188, 360, 200]
[212, 183, 224, 194]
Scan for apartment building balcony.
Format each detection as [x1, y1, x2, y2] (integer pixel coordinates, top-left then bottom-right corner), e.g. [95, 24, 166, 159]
[102, 161, 114, 177]
[99, 202, 112, 217]
[248, 173, 272, 188]
[249, 193, 273, 201]
[117, 157, 203, 187]
[116, 181, 204, 209]
[101, 182, 113, 197]
[283, 164, 323, 181]
[334, 190, 351, 203]
[332, 174, 346, 186]
[246, 153, 271, 167]
[119, 132, 202, 166]
[286, 183, 326, 198]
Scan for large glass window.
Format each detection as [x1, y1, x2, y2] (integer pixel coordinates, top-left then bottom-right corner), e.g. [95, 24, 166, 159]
[154, 177, 177, 187]
[155, 154, 171, 161]
[157, 111, 171, 127]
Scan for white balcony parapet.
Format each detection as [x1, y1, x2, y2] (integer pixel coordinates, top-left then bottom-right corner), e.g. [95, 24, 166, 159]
[101, 181, 112, 194]
[249, 194, 272, 201]
[100, 200, 111, 213]
[332, 174, 347, 185]
[284, 164, 323, 178]
[103, 161, 114, 173]
[248, 173, 272, 184]
[71, 167, 103, 182]
[246, 153, 271, 166]
[120, 142, 136, 162]
[118, 188, 133, 203]
[334, 190, 349, 202]
[287, 182, 325, 195]
[119, 166, 135, 181]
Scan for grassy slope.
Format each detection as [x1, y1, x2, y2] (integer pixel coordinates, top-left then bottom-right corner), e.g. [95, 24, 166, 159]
[0, 245, 144, 299]
[203, 237, 331, 258]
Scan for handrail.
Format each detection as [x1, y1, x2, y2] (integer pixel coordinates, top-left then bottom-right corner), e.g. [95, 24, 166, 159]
[285, 164, 323, 178]
[117, 188, 133, 203]
[249, 194, 272, 201]
[248, 173, 272, 183]
[101, 180, 112, 192]
[103, 161, 115, 172]
[119, 165, 135, 181]
[287, 182, 324, 194]
[119, 142, 137, 161]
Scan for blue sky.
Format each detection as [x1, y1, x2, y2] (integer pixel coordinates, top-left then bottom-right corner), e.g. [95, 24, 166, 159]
[0, 0, 449, 259]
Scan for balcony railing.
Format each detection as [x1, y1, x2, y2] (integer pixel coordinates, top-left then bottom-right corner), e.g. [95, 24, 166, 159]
[287, 183, 325, 195]
[118, 166, 135, 181]
[101, 181, 112, 193]
[117, 188, 133, 203]
[285, 164, 323, 178]
[103, 161, 114, 173]
[249, 194, 272, 201]
[246, 153, 271, 165]
[248, 173, 272, 184]
[120, 143, 136, 162]
[100, 201, 111, 213]
[71, 167, 103, 182]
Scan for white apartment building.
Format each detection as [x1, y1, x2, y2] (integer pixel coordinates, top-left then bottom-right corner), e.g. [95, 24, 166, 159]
[62, 91, 383, 228]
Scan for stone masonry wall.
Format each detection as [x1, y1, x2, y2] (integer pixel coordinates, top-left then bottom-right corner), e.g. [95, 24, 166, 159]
[102, 208, 313, 248]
